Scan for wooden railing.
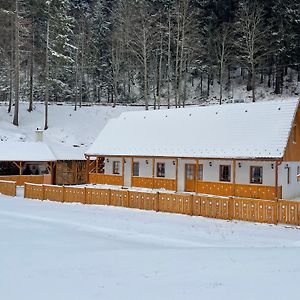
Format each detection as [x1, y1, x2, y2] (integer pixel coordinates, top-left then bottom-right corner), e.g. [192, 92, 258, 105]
[0, 175, 51, 186]
[89, 173, 123, 186]
[196, 181, 281, 200]
[0, 180, 17, 197]
[131, 176, 176, 191]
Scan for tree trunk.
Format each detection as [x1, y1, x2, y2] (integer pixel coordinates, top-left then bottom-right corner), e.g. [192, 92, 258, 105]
[44, 2, 50, 130]
[8, 27, 14, 113]
[274, 65, 282, 94]
[28, 30, 34, 112]
[13, 0, 20, 126]
[252, 64, 256, 102]
[167, 9, 171, 109]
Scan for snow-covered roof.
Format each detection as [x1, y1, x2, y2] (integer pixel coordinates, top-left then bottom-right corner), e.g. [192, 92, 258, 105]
[0, 142, 56, 162]
[49, 143, 86, 161]
[86, 99, 299, 159]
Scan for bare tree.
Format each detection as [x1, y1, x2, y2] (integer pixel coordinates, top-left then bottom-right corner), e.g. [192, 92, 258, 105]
[13, 0, 20, 126]
[44, 0, 50, 130]
[211, 23, 233, 104]
[236, 1, 270, 102]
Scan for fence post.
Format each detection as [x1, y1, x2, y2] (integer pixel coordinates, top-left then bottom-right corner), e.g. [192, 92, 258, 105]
[24, 183, 27, 199]
[84, 187, 87, 205]
[190, 194, 194, 216]
[62, 185, 65, 203]
[156, 192, 160, 212]
[42, 185, 45, 200]
[274, 200, 278, 225]
[108, 189, 111, 206]
[228, 196, 234, 220]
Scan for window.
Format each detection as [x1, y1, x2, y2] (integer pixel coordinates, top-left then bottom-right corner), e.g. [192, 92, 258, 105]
[133, 162, 139, 177]
[292, 124, 297, 143]
[287, 166, 291, 184]
[250, 166, 263, 184]
[113, 161, 120, 175]
[185, 164, 195, 180]
[156, 162, 165, 178]
[220, 165, 231, 182]
[297, 166, 300, 182]
[197, 164, 204, 181]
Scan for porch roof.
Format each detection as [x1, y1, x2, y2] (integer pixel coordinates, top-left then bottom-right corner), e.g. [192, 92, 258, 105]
[0, 141, 56, 162]
[86, 99, 299, 159]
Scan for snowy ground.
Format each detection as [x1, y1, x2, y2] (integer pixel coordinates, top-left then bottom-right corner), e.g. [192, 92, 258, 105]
[1, 195, 300, 300]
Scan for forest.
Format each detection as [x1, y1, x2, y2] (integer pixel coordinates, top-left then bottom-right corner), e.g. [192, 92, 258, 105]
[0, 0, 299, 127]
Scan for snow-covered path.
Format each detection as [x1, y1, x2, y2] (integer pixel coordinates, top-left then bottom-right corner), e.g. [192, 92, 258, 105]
[1, 196, 300, 300]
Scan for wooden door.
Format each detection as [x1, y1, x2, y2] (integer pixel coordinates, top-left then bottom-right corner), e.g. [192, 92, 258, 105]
[185, 164, 196, 192]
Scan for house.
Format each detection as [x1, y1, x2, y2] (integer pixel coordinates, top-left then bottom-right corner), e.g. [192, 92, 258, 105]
[0, 132, 87, 185]
[86, 99, 300, 201]
[0, 141, 56, 185]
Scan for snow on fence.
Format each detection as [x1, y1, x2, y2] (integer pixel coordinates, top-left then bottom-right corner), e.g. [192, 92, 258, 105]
[23, 183, 300, 226]
[0, 180, 17, 197]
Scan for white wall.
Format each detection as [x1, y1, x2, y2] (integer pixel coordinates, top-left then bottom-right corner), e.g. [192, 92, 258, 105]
[104, 157, 122, 175]
[124, 158, 131, 187]
[279, 162, 300, 199]
[132, 158, 153, 177]
[235, 161, 275, 186]
[177, 159, 276, 192]
[154, 159, 176, 179]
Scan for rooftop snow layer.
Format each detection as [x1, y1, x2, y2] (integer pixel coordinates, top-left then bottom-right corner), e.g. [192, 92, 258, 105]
[0, 141, 56, 162]
[49, 143, 87, 161]
[86, 99, 299, 159]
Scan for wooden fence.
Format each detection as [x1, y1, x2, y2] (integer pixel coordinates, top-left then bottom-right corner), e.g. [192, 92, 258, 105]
[23, 183, 300, 226]
[0, 180, 17, 197]
[0, 175, 51, 186]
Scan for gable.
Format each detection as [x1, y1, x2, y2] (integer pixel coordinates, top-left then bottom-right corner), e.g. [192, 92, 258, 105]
[283, 103, 300, 161]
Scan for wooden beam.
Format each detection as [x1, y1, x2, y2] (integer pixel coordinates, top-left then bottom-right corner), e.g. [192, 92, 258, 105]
[232, 160, 236, 197]
[86, 156, 90, 183]
[131, 157, 134, 187]
[122, 157, 125, 187]
[195, 159, 198, 193]
[152, 158, 155, 189]
[175, 158, 179, 192]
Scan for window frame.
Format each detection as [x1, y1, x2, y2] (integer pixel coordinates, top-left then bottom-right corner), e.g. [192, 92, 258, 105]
[297, 166, 300, 182]
[112, 161, 120, 175]
[156, 162, 165, 178]
[250, 166, 263, 184]
[219, 165, 231, 182]
[133, 161, 140, 177]
[197, 164, 204, 181]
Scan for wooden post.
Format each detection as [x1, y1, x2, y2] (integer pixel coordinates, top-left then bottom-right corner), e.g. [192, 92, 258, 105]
[122, 157, 125, 187]
[275, 160, 280, 224]
[195, 159, 199, 193]
[232, 160, 236, 197]
[19, 161, 22, 175]
[86, 155, 90, 183]
[190, 194, 194, 216]
[152, 158, 155, 189]
[131, 157, 134, 187]
[175, 158, 179, 192]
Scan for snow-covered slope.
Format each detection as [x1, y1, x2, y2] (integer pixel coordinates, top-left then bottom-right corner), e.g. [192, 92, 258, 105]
[0, 103, 141, 153]
[0, 195, 299, 300]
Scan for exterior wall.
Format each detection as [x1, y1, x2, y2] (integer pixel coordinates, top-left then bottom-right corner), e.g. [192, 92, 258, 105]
[178, 159, 276, 193]
[283, 105, 300, 161]
[104, 157, 122, 175]
[124, 158, 131, 187]
[133, 158, 152, 177]
[279, 162, 300, 199]
[235, 161, 275, 186]
[154, 159, 176, 179]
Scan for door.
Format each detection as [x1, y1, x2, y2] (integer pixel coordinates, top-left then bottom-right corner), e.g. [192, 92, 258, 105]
[185, 164, 196, 192]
